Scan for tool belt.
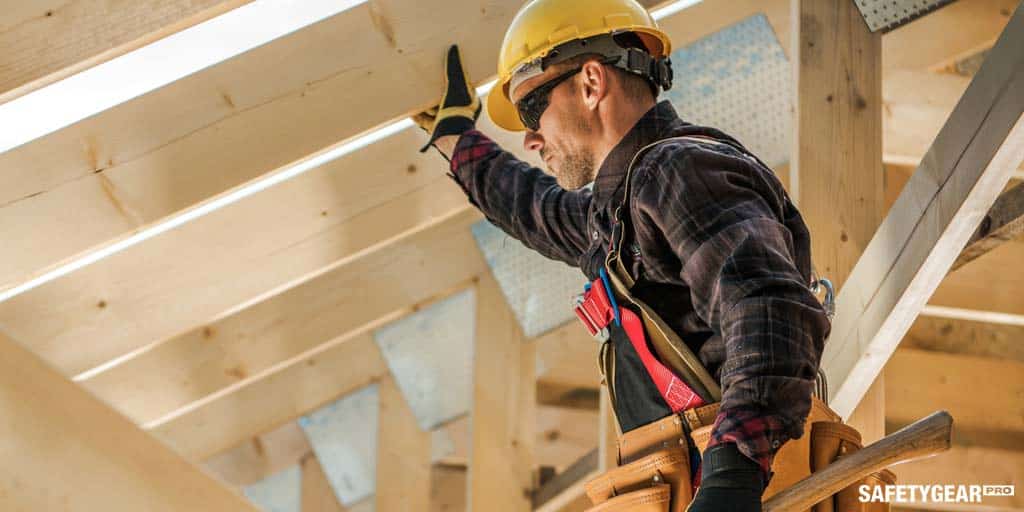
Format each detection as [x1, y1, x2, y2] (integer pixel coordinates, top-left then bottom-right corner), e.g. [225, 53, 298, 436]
[574, 136, 894, 511]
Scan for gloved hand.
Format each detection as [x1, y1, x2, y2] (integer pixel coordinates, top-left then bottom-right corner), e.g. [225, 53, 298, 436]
[687, 443, 766, 512]
[413, 44, 481, 153]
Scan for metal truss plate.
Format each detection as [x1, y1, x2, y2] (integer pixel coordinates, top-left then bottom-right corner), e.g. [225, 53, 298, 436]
[373, 289, 475, 430]
[853, 0, 957, 33]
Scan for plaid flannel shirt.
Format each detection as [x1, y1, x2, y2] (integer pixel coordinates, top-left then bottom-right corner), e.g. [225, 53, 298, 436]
[446, 100, 830, 484]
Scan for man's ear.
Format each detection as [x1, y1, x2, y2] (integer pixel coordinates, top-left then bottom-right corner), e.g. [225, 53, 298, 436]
[578, 59, 608, 111]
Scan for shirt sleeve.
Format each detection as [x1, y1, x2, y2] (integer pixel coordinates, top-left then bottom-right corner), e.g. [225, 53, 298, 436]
[447, 129, 592, 268]
[631, 142, 831, 484]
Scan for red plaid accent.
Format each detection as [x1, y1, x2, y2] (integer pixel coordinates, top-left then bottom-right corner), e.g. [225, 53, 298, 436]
[705, 407, 792, 484]
[450, 129, 499, 172]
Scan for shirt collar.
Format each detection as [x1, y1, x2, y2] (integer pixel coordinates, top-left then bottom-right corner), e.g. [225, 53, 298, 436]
[591, 100, 686, 210]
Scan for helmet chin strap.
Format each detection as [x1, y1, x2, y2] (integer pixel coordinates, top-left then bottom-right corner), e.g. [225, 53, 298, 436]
[509, 33, 673, 100]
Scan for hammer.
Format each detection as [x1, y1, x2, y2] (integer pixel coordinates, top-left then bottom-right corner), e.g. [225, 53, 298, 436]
[763, 411, 954, 511]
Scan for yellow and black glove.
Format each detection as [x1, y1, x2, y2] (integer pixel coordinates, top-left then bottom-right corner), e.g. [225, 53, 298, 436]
[413, 45, 481, 153]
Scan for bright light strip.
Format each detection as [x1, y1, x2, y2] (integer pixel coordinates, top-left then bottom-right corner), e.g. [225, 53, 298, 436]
[0, 0, 699, 304]
[920, 305, 1024, 327]
[0, 0, 366, 154]
[651, 0, 703, 20]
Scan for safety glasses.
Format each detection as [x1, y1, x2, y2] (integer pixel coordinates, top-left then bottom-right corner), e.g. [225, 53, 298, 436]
[514, 66, 584, 131]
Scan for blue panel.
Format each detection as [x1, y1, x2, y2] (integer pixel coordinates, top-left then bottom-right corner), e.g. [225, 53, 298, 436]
[664, 14, 791, 168]
[243, 465, 300, 512]
[373, 289, 475, 430]
[299, 385, 378, 506]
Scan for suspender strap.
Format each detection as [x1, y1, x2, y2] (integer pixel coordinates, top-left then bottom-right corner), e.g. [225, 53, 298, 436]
[603, 135, 753, 405]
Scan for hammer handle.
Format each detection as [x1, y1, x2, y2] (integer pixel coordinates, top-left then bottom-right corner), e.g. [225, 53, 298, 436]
[762, 410, 953, 512]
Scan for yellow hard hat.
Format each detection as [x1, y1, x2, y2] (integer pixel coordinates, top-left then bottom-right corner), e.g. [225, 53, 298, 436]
[487, 0, 672, 132]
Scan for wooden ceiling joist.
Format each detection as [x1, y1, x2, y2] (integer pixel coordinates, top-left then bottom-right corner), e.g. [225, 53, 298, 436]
[821, 3, 1024, 419]
[0, 0, 252, 104]
[85, 207, 483, 428]
[0, 329, 259, 511]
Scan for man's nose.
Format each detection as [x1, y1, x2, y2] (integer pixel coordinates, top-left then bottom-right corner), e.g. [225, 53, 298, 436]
[524, 130, 544, 153]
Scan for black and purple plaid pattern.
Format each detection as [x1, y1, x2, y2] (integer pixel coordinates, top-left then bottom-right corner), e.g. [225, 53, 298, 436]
[448, 101, 830, 485]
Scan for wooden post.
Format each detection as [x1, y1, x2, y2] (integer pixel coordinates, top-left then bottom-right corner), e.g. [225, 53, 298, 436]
[375, 376, 431, 511]
[792, 0, 885, 442]
[466, 274, 535, 511]
[302, 453, 348, 512]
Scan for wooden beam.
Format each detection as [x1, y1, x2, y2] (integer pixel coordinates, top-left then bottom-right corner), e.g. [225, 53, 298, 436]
[793, 0, 886, 440]
[0, 328, 259, 511]
[885, 348, 1024, 434]
[302, 452, 349, 512]
[0, 0, 252, 104]
[467, 274, 535, 511]
[376, 377, 432, 511]
[82, 207, 485, 427]
[149, 330, 387, 460]
[883, 0, 1018, 72]
[951, 182, 1024, 269]
[821, 4, 1024, 419]
[204, 422, 312, 488]
[903, 315, 1024, 363]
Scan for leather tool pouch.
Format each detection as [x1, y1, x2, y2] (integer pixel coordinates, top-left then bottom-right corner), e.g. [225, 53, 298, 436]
[585, 448, 692, 512]
[687, 396, 841, 510]
[588, 484, 672, 512]
[810, 420, 897, 511]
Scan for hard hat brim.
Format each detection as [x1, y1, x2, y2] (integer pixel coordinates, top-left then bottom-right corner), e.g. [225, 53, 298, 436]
[486, 86, 527, 132]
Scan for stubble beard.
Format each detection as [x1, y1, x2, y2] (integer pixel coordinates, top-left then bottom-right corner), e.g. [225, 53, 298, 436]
[551, 105, 597, 190]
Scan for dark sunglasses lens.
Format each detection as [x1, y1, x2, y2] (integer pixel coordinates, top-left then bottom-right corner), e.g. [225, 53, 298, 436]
[517, 95, 545, 131]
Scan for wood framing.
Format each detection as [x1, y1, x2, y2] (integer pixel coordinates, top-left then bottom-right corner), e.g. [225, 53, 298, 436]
[0, 328, 259, 511]
[83, 207, 484, 427]
[821, 4, 1024, 419]
[0, 0, 252, 103]
[467, 274, 535, 511]
[204, 422, 312, 488]
[302, 452, 349, 512]
[950, 182, 1024, 270]
[376, 376, 432, 511]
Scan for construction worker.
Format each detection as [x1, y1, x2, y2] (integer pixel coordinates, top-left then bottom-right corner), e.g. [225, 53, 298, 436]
[414, 0, 831, 510]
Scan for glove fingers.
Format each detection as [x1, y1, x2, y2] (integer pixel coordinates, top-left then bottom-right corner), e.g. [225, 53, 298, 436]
[441, 45, 475, 108]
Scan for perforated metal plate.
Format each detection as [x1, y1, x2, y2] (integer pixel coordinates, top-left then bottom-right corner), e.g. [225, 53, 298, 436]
[853, 0, 956, 33]
[243, 465, 300, 512]
[299, 385, 378, 506]
[373, 289, 475, 430]
[665, 14, 792, 169]
[471, 221, 586, 339]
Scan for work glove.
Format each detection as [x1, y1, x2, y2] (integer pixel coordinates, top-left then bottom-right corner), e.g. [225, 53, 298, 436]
[686, 443, 766, 512]
[413, 45, 481, 153]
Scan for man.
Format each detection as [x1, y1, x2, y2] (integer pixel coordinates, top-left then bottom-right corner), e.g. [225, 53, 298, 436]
[415, 1, 830, 510]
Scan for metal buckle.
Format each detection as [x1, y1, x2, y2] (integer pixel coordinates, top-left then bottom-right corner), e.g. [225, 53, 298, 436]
[572, 294, 610, 342]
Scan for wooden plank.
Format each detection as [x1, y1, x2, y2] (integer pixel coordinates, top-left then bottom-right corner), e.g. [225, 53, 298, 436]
[204, 422, 312, 488]
[951, 182, 1024, 269]
[467, 274, 535, 511]
[885, 348, 1024, 434]
[376, 377, 432, 512]
[882, 0, 1018, 71]
[0, 0, 252, 103]
[302, 452, 349, 512]
[889, 444, 1024, 511]
[532, 450, 598, 511]
[0, 328, 259, 511]
[793, 0, 886, 440]
[149, 329, 387, 460]
[821, 4, 1024, 419]
[82, 207, 485, 427]
[903, 315, 1024, 363]
[431, 464, 468, 512]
